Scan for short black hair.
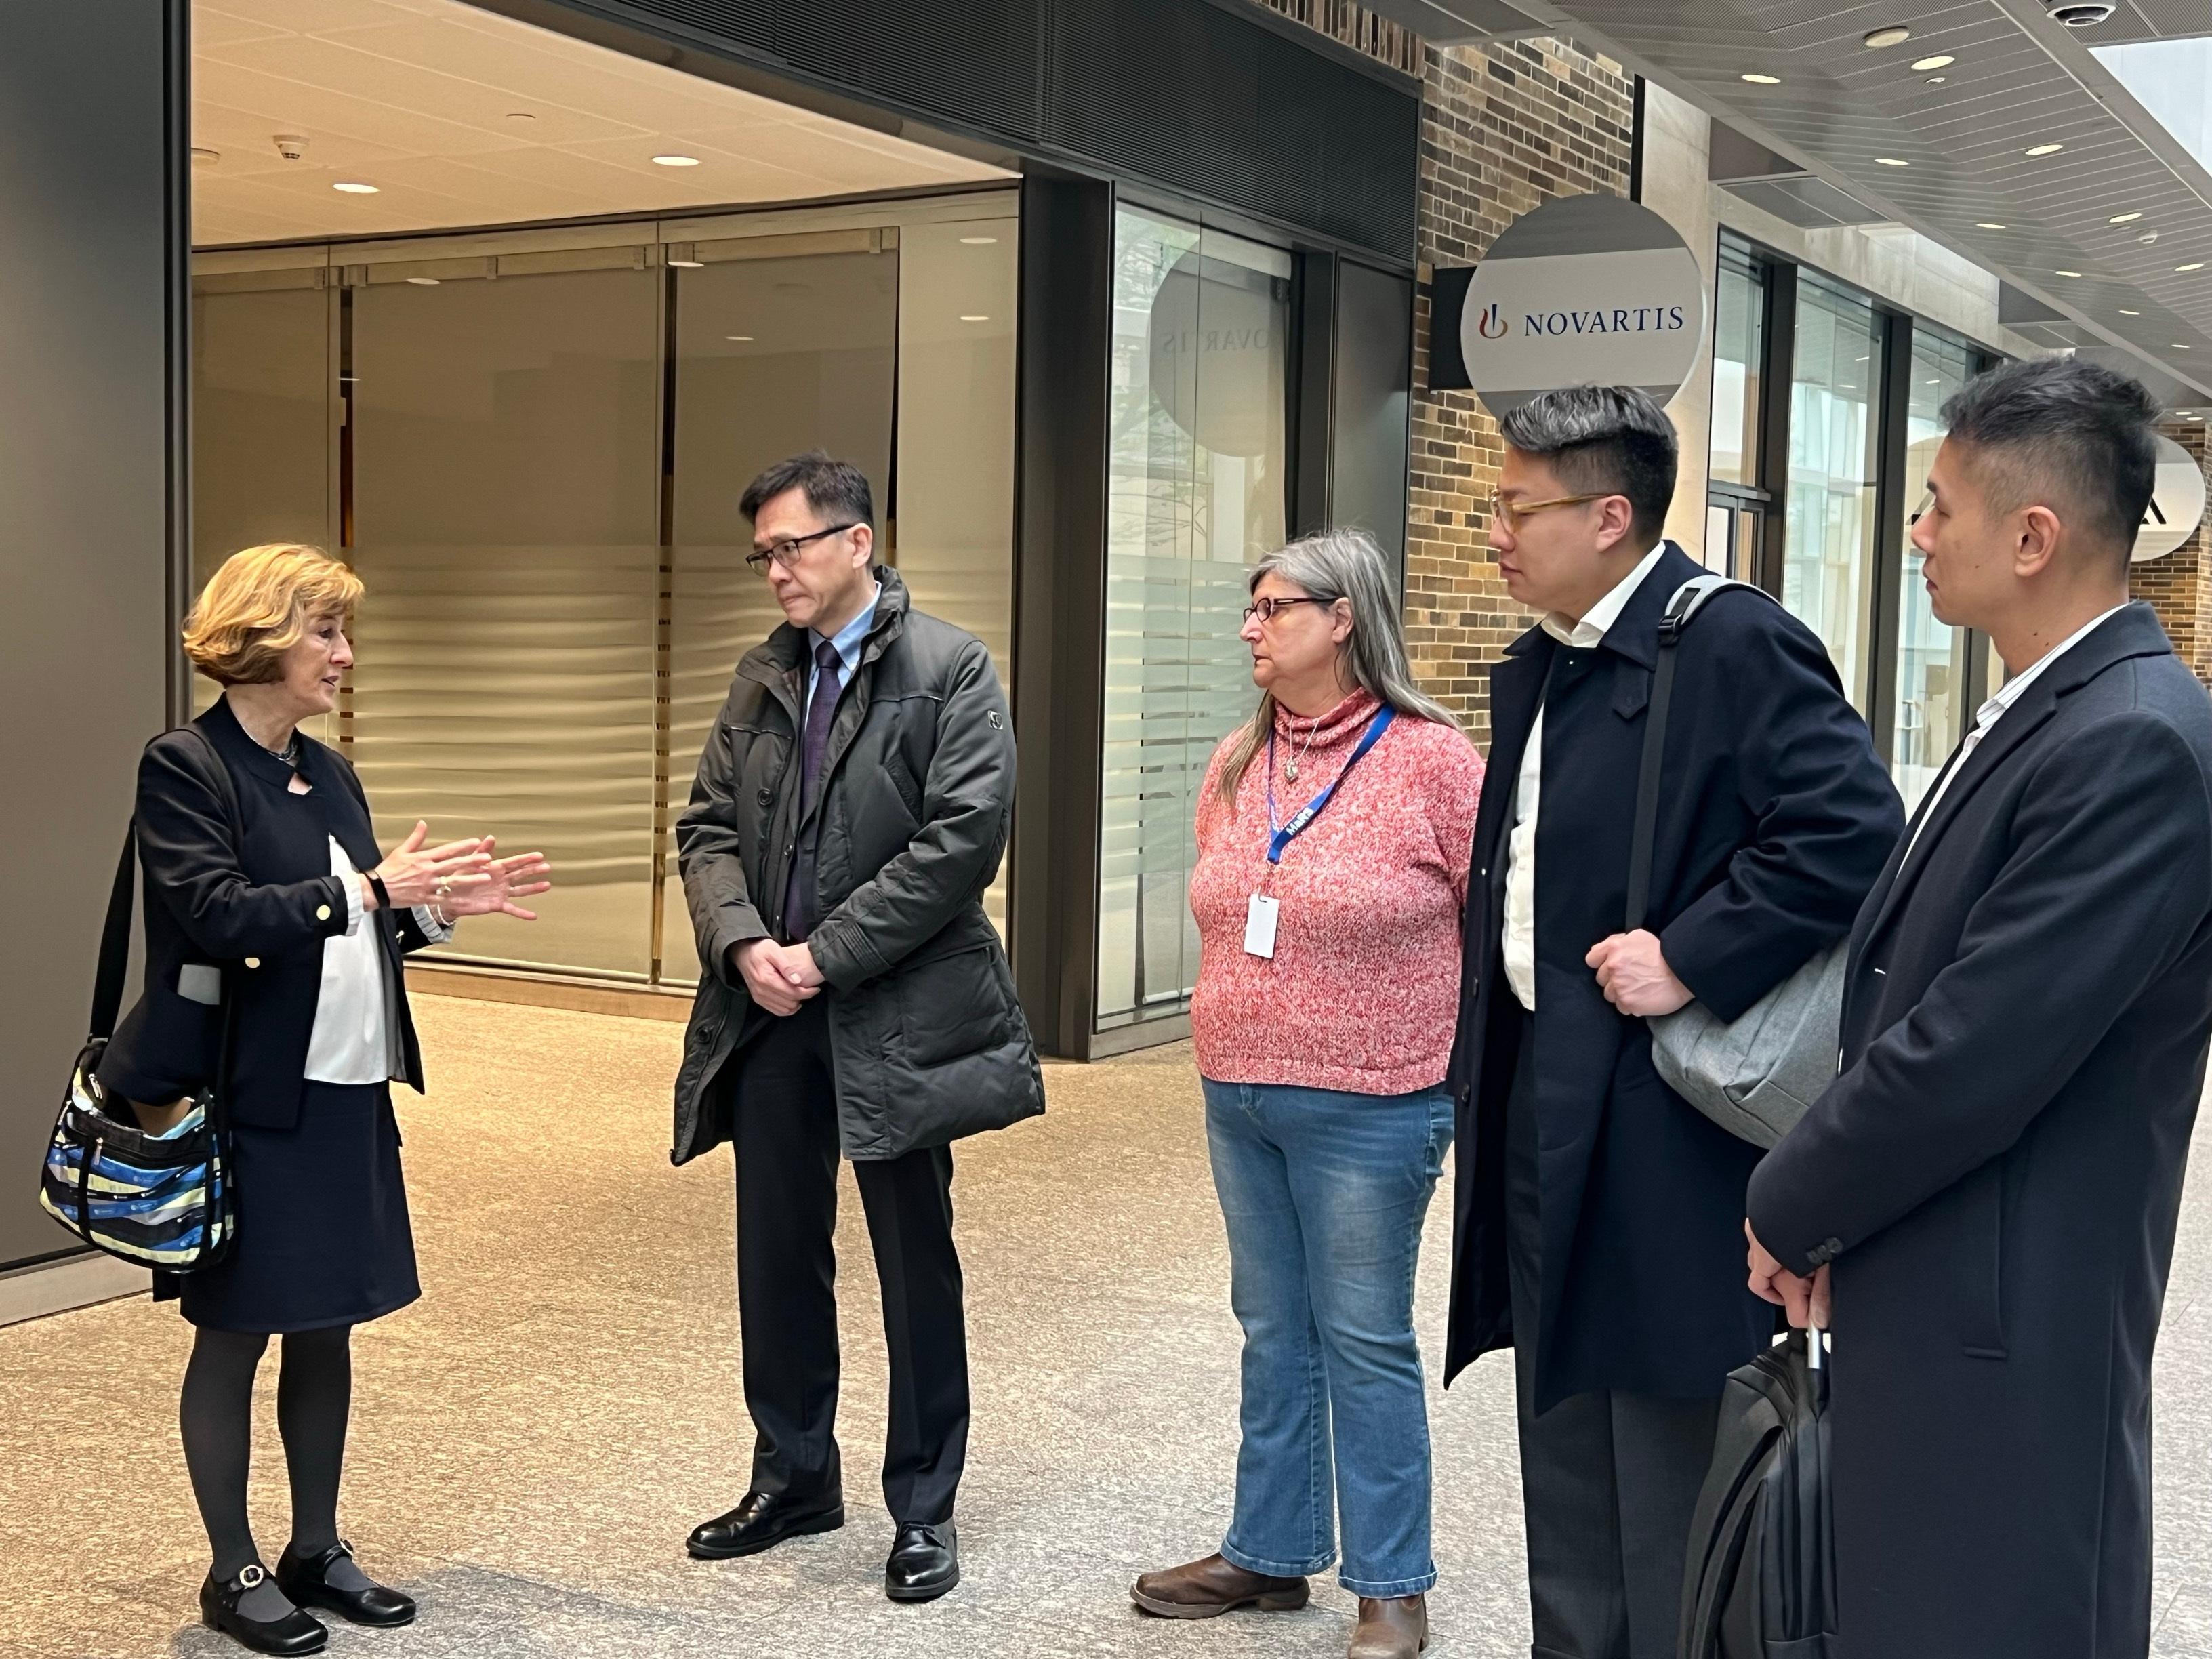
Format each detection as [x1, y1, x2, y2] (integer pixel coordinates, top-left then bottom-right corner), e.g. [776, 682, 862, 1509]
[1496, 384, 1679, 546]
[739, 450, 875, 529]
[1939, 356, 2160, 558]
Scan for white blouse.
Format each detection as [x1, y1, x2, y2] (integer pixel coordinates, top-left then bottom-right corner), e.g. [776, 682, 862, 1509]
[302, 836, 453, 1086]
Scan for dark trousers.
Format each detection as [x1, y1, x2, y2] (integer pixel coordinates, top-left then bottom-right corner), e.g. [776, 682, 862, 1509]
[733, 997, 969, 1525]
[1507, 1018, 1719, 1659]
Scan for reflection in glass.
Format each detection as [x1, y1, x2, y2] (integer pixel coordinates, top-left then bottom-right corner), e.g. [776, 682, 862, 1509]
[1893, 332, 1978, 811]
[1096, 209, 1292, 1030]
[1709, 241, 1765, 488]
[350, 267, 662, 979]
[1783, 278, 1883, 708]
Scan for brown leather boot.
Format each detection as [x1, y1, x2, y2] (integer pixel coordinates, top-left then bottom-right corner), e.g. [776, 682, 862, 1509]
[1130, 1553, 1311, 1618]
[1347, 1594, 1428, 1658]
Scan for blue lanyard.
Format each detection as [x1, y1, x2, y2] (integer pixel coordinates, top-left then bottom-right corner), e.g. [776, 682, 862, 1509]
[1264, 706, 1395, 865]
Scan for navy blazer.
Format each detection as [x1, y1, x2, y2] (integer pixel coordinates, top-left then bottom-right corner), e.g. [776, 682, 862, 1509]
[1445, 543, 1903, 1409]
[1748, 603, 2212, 1656]
[97, 697, 432, 1130]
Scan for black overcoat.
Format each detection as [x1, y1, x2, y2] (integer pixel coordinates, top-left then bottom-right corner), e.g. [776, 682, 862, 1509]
[97, 695, 434, 1130]
[1446, 543, 1902, 1410]
[1748, 603, 2212, 1658]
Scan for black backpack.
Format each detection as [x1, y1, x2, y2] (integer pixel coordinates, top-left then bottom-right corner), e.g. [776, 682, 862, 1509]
[1679, 1328, 1836, 1658]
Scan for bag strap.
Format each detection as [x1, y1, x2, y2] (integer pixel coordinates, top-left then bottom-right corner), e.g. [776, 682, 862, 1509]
[1624, 577, 1776, 932]
[88, 831, 139, 1042]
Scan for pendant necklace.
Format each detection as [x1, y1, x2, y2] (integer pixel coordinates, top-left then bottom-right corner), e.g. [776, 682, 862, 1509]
[1282, 717, 1321, 784]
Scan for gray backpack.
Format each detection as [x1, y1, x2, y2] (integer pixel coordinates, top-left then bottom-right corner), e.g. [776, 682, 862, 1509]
[1629, 576, 1845, 1149]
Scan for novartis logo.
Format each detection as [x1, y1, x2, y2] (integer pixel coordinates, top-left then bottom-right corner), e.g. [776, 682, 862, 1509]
[1475, 302, 1508, 340]
[1473, 304, 1689, 342]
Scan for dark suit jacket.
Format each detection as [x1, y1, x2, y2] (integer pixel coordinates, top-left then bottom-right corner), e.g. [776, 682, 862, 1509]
[1446, 543, 1902, 1409]
[1748, 603, 2212, 1658]
[97, 696, 434, 1130]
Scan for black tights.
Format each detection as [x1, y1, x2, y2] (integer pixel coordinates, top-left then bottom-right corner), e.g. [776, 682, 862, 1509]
[180, 1324, 354, 1580]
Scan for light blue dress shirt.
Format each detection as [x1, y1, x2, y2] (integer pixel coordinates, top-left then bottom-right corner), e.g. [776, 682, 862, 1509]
[807, 581, 880, 717]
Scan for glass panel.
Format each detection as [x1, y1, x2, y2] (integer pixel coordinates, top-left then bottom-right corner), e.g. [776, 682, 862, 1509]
[190, 281, 336, 731]
[350, 266, 661, 979]
[1892, 333, 1978, 812]
[1708, 242, 1765, 488]
[1782, 278, 1883, 708]
[1096, 209, 1292, 1030]
[662, 249, 897, 985]
[893, 216, 1018, 938]
[1704, 503, 1733, 575]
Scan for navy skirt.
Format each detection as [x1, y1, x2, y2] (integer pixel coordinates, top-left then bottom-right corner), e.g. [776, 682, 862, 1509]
[177, 1081, 421, 1334]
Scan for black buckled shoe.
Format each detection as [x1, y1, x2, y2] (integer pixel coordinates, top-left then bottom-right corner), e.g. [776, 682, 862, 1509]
[199, 1565, 329, 1656]
[687, 1488, 846, 1560]
[275, 1539, 416, 1629]
[884, 1520, 959, 1603]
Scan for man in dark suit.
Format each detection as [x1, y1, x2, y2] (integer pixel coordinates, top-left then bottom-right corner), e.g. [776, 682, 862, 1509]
[1748, 357, 2212, 1658]
[1445, 385, 1901, 1658]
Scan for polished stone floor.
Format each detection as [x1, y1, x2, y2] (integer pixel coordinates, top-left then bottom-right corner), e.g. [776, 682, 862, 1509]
[3, 994, 2209, 1658]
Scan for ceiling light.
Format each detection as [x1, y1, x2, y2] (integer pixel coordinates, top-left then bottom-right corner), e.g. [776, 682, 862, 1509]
[2109, 211, 2143, 224]
[2140, 231, 2161, 245]
[332, 181, 378, 194]
[2176, 344, 2193, 349]
[2055, 269, 2081, 276]
[1876, 157, 1910, 166]
[959, 314, 991, 322]
[1910, 54, 1955, 70]
[1927, 378, 1940, 384]
[404, 276, 440, 286]
[2120, 308, 2142, 315]
[668, 259, 705, 268]
[1926, 75, 1949, 84]
[958, 235, 1000, 245]
[191, 146, 220, 166]
[1856, 354, 1870, 361]
[1864, 26, 1912, 47]
[2178, 262, 2207, 272]
[652, 154, 701, 167]
[2025, 143, 2064, 156]
[1975, 222, 2007, 230]
[724, 334, 753, 341]
[1740, 73, 1781, 84]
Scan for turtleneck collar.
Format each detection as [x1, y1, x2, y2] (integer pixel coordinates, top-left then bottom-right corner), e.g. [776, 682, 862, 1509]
[1272, 687, 1380, 745]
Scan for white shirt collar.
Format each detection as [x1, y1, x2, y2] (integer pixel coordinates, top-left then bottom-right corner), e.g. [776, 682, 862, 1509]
[1974, 603, 2130, 733]
[1539, 541, 1671, 650]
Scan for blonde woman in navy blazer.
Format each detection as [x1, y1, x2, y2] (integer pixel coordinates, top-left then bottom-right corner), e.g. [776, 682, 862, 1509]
[98, 544, 550, 1656]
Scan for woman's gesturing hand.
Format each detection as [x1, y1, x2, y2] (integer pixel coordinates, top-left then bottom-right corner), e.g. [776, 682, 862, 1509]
[370, 821, 493, 909]
[435, 836, 553, 922]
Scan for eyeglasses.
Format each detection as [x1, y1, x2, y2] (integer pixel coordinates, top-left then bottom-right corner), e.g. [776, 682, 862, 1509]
[1487, 488, 1609, 531]
[1242, 595, 1328, 624]
[745, 523, 860, 573]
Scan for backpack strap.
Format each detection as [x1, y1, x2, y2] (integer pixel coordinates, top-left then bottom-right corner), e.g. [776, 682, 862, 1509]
[1624, 577, 1778, 932]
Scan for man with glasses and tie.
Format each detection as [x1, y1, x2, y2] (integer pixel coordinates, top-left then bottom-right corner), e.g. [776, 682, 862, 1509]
[671, 451, 1043, 1603]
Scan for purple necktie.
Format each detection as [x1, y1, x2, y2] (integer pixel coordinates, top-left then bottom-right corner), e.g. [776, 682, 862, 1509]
[783, 636, 844, 941]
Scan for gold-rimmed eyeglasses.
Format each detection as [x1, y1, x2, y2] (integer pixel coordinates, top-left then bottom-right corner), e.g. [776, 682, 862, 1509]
[1487, 487, 1608, 531]
[745, 523, 860, 573]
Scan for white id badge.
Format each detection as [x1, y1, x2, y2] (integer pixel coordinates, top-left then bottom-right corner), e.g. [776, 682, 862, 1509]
[1244, 893, 1280, 959]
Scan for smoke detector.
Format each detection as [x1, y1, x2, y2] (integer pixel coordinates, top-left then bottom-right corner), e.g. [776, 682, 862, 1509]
[2047, 1, 2116, 24]
[272, 134, 310, 161]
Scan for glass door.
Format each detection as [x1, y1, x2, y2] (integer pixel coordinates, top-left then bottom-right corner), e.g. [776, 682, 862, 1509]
[1891, 333, 1980, 811]
[1782, 277, 1885, 710]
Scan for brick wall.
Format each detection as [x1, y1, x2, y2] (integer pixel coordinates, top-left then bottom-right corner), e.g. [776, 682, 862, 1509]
[1404, 41, 1635, 740]
[1250, 0, 1420, 73]
[2132, 421, 2212, 686]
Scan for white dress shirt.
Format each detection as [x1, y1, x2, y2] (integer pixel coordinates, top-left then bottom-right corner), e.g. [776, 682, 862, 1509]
[304, 836, 453, 1086]
[1502, 542, 1673, 1012]
[1900, 603, 2131, 863]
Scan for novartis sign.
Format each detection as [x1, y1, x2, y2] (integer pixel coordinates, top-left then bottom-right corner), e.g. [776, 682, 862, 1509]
[1429, 194, 1708, 419]
[2135, 434, 2209, 562]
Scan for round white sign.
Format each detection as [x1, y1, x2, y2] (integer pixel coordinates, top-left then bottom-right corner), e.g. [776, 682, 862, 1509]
[2133, 433, 2207, 562]
[1460, 194, 1707, 419]
[1147, 249, 1284, 460]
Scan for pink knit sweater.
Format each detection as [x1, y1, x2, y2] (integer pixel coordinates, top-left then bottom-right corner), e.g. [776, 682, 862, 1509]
[1189, 690, 1486, 1096]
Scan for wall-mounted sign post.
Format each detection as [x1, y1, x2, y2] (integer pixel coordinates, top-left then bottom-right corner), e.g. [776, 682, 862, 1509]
[1429, 193, 1707, 418]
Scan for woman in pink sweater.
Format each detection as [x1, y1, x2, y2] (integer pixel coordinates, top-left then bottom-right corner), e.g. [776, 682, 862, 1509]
[1132, 529, 1484, 1659]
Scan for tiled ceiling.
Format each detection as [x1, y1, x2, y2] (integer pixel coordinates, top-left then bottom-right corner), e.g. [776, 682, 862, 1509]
[1501, 0, 2212, 403]
[189, 0, 1010, 247]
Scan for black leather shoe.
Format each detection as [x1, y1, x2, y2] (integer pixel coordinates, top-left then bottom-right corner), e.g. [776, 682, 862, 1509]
[687, 1488, 846, 1560]
[275, 1539, 416, 1629]
[199, 1565, 329, 1656]
[884, 1520, 959, 1602]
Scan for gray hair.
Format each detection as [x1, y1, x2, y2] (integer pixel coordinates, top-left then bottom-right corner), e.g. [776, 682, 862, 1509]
[1217, 527, 1467, 802]
[1496, 384, 1679, 545]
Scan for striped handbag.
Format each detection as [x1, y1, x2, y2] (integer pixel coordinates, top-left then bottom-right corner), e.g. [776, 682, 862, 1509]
[37, 759, 237, 1272]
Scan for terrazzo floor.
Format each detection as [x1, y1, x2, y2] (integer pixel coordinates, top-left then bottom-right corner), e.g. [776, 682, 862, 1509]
[4, 993, 2211, 1658]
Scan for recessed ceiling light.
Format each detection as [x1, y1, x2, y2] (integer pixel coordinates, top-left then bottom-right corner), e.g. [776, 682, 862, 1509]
[404, 276, 440, 286]
[1740, 73, 1781, 84]
[1910, 54, 1955, 70]
[1926, 75, 1949, 84]
[958, 235, 1000, 245]
[1864, 26, 1912, 47]
[724, 334, 753, 341]
[2175, 344, 2193, 350]
[2121, 308, 2142, 315]
[2025, 143, 2064, 156]
[1975, 222, 2007, 230]
[652, 154, 701, 167]
[332, 181, 378, 194]
[668, 258, 705, 268]
[2177, 262, 2207, 272]
[1876, 156, 1910, 166]
[959, 314, 991, 323]
[2055, 269, 2082, 276]
[2108, 211, 2143, 223]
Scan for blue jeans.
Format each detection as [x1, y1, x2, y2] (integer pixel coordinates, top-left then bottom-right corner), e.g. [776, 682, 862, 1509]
[1203, 1077, 1454, 1597]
